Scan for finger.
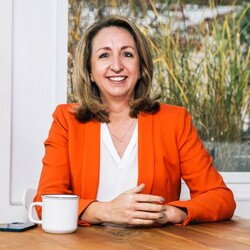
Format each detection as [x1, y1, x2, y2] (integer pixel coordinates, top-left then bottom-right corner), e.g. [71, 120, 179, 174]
[126, 212, 164, 226]
[155, 212, 168, 224]
[129, 218, 156, 226]
[135, 202, 165, 213]
[125, 183, 145, 194]
[133, 211, 164, 221]
[135, 194, 165, 204]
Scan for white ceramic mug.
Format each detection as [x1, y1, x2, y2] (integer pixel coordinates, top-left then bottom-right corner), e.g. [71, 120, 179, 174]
[29, 194, 79, 234]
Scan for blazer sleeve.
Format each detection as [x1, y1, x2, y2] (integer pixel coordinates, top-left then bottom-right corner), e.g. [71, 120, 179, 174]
[33, 105, 95, 225]
[167, 108, 236, 225]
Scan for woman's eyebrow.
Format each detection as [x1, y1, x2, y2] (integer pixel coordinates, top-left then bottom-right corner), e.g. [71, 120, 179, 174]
[95, 45, 136, 53]
[121, 46, 136, 51]
[95, 47, 111, 53]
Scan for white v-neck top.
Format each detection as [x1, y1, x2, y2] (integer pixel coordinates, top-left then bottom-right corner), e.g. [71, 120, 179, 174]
[96, 122, 138, 202]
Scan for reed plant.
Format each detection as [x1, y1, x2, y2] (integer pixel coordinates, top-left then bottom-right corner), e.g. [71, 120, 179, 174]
[68, 0, 250, 170]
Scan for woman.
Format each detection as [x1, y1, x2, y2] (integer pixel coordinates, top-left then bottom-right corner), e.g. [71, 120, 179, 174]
[34, 16, 236, 226]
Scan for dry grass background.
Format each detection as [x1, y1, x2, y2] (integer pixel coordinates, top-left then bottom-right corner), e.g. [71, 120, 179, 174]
[68, 0, 250, 171]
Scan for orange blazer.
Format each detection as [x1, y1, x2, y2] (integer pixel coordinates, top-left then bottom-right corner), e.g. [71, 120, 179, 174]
[34, 103, 236, 226]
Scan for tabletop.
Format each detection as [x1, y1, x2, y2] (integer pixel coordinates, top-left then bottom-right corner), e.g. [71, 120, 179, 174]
[0, 216, 249, 250]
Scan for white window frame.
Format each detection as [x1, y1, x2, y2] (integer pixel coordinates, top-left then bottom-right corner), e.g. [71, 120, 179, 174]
[0, 0, 68, 223]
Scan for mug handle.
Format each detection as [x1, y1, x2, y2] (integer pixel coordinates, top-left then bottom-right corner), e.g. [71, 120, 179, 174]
[29, 202, 42, 224]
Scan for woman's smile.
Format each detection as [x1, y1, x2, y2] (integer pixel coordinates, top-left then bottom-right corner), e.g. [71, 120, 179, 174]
[107, 76, 127, 82]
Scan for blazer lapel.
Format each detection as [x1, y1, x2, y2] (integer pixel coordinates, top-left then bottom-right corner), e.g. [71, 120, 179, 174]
[138, 113, 155, 194]
[81, 121, 100, 199]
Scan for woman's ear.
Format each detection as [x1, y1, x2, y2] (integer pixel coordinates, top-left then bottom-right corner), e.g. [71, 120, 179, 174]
[90, 73, 94, 82]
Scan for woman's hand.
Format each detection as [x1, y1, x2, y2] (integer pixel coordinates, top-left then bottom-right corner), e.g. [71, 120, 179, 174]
[81, 183, 187, 226]
[156, 205, 188, 225]
[105, 183, 165, 226]
[81, 183, 166, 226]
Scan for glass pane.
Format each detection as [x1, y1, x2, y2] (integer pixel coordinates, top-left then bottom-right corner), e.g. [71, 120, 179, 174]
[205, 142, 250, 172]
[67, 1, 250, 172]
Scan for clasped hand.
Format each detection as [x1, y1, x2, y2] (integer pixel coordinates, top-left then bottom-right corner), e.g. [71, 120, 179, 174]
[82, 183, 187, 226]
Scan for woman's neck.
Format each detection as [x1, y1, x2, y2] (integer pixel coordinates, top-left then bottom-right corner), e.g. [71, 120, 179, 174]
[103, 99, 131, 122]
[109, 107, 131, 123]
[101, 94, 133, 117]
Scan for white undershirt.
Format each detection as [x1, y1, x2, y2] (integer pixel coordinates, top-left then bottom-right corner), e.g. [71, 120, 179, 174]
[96, 122, 138, 202]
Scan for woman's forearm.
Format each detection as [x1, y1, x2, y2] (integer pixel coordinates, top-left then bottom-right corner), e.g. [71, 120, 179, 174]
[80, 201, 110, 224]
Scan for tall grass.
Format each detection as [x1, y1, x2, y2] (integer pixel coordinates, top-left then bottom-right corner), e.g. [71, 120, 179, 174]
[68, 0, 250, 145]
[147, 1, 249, 143]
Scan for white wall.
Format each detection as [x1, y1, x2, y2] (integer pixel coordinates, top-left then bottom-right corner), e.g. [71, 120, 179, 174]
[0, 0, 68, 223]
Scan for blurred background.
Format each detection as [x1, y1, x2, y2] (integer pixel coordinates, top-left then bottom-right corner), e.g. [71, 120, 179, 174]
[67, 0, 250, 172]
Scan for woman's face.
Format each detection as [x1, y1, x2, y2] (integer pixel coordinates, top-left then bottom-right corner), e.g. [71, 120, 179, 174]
[90, 26, 140, 104]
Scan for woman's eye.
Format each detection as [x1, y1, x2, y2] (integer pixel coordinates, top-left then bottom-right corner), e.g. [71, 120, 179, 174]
[99, 53, 109, 59]
[123, 52, 133, 57]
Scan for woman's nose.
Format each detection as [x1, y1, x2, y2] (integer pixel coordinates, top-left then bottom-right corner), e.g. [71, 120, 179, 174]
[110, 56, 124, 72]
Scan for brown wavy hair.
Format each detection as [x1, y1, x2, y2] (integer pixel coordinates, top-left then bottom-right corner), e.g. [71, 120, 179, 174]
[73, 15, 160, 123]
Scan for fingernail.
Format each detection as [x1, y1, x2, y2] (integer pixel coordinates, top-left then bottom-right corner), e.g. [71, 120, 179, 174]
[160, 197, 165, 202]
[159, 213, 164, 218]
[162, 206, 166, 211]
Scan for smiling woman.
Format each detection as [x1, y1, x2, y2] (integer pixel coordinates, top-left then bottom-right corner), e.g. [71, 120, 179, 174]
[89, 26, 140, 106]
[89, 26, 141, 158]
[34, 16, 236, 228]
[72, 16, 159, 124]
